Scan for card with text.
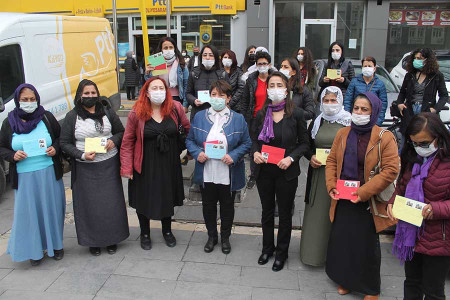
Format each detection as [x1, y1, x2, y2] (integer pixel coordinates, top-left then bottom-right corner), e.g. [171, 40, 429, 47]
[205, 142, 226, 159]
[198, 90, 210, 103]
[85, 137, 107, 154]
[23, 138, 47, 157]
[261, 145, 285, 165]
[327, 69, 342, 80]
[316, 148, 331, 165]
[392, 195, 425, 227]
[336, 179, 360, 202]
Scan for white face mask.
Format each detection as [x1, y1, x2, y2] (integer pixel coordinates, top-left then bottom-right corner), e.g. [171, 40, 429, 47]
[267, 88, 287, 103]
[331, 52, 341, 61]
[202, 59, 215, 70]
[148, 90, 166, 104]
[132, 54, 136, 59]
[20, 102, 38, 114]
[414, 140, 438, 158]
[280, 69, 291, 79]
[351, 113, 371, 126]
[257, 65, 269, 74]
[362, 67, 375, 78]
[181, 52, 186, 57]
[163, 49, 175, 59]
[322, 103, 341, 116]
[222, 58, 233, 68]
[297, 54, 304, 62]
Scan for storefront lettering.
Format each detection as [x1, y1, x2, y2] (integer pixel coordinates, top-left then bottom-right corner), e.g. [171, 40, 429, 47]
[215, 4, 233, 11]
[146, 7, 166, 13]
[152, 0, 167, 5]
[75, 8, 102, 15]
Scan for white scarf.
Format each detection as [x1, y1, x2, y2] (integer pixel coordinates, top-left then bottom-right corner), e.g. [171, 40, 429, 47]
[164, 57, 178, 88]
[311, 86, 351, 139]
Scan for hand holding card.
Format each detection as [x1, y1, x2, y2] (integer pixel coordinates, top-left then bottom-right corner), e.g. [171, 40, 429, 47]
[336, 180, 360, 202]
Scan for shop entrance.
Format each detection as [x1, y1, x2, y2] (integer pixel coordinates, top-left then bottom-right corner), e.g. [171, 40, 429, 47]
[301, 21, 335, 61]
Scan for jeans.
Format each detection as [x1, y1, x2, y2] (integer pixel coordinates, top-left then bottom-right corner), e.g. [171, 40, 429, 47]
[412, 103, 422, 115]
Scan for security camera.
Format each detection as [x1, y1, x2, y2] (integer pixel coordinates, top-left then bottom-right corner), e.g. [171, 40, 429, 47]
[231, 15, 239, 20]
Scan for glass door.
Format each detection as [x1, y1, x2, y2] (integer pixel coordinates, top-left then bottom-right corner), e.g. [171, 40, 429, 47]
[301, 21, 335, 60]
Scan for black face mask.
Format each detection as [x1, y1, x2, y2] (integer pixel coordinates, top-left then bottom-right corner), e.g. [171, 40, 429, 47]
[81, 97, 98, 108]
[249, 54, 256, 63]
[193, 52, 199, 56]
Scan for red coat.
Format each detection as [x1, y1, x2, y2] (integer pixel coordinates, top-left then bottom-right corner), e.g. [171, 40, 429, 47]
[389, 153, 450, 256]
[120, 101, 190, 176]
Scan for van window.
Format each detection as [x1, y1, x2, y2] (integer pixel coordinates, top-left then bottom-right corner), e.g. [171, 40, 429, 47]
[0, 45, 25, 104]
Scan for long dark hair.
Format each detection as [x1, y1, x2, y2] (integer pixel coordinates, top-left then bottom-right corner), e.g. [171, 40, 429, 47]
[405, 48, 439, 75]
[400, 112, 450, 179]
[281, 57, 303, 94]
[241, 45, 256, 73]
[199, 45, 220, 71]
[327, 41, 345, 68]
[156, 37, 186, 68]
[220, 49, 238, 73]
[294, 47, 316, 80]
[74, 79, 105, 125]
[261, 72, 294, 117]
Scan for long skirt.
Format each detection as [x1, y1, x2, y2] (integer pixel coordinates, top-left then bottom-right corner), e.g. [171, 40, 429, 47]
[72, 155, 129, 247]
[326, 200, 381, 296]
[7, 165, 65, 262]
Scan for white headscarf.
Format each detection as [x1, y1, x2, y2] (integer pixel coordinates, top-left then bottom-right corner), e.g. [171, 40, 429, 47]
[311, 86, 351, 139]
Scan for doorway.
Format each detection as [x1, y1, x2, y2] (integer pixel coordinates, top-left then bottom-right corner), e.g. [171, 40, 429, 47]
[301, 21, 335, 60]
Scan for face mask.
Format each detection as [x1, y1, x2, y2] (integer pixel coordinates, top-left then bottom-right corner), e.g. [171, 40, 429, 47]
[257, 65, 269, 74]
[132, 55, 136, 59]
[163, 49, 175, 60]
[322, 103, 341, 116]
[280, 69, 291, 79]
[413, 59, 425, 69]
[414, 141, 437, 158]
[193, 52, 199, 56]
[267, 88, 287, 103]
[202, 59, 215, 70]
[222, 58, 233, 68]
[19, 102, 38, 114]
[81, 97, 98, 108]
[148, 90, 166, 104]
[351, 113, 371, 126]
[181, 52, 186, 57]
[209, 97, 226, 111]
[331, 52, 341, 61]
[249, 54, 256, 63]
[297, 54, 304, 62]
[362, 67, 375, 78]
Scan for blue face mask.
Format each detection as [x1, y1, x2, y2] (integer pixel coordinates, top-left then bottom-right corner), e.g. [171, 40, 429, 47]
[413, 59, 424, 69]
[209, 97, 226, 111]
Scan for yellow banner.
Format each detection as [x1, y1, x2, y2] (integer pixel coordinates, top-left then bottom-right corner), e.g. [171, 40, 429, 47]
[211, 0, 236, 15]
[74, 0, 104, 17]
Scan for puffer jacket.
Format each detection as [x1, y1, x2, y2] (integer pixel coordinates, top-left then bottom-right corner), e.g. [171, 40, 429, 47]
[225, 68, 245, 114]
[122, 58, 140, 87]
[389, 153, 450, 256]
[292, 85, 315, 121]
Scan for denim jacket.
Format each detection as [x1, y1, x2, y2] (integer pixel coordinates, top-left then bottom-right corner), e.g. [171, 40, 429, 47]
[186, 109, 252, 191]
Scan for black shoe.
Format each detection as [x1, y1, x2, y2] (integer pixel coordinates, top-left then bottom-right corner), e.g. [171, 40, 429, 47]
[140, 234, 152, 250]
[246, 177, 256, 189]
[221, 238, 231, 254]
[30, 259, 42, 266]
[163, 232, 177, 248]
[272, 259, 285, 272]
[106, 244, 117, 254]
[204, 236, 218, 253]
[89, 247, 101, 256]
[258, 253, 273, 265]
[53, 249, 64, 261]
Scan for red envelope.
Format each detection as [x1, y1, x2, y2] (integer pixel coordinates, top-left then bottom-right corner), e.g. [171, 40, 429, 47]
[203, 140, 219, 149]
[261, 145, 285, 165]
[154, 63, 167, 70]
[336, 179, 360, 202]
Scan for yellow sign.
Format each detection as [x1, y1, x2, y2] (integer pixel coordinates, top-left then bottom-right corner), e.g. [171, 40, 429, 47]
[316, 148, 331, 165]
[145, 0, 167, 15]
[85, 137, 108, 153]
[200, 25, 212, 44]
[327, 69, 342, 80]
[74, 0, 104, 17]
[185, 43, 194, 52]
[392, 196, 426, 227]
[211, 0, 237, 15]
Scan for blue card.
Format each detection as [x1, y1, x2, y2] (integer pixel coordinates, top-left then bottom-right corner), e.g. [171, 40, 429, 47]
[205, 142, 226, 160]
[23, 138, 47, 157]
[198, 90, 210, 103]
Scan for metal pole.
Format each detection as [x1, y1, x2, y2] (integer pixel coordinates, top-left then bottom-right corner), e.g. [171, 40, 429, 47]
[166, 0, 171, 37]
[112, 0, 119, 86]
[140, 0, 150, 64]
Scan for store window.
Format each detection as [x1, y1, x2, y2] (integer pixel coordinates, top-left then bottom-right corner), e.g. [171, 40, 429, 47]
[108, 17, 129, 43]
[0, 44, 24, 104]
[336, 2, 364, 60]
[132, 16, 176, 31]
[274, 2, 301, 66]
[304, 3, 334, 19]
[385, 3, 450, 71]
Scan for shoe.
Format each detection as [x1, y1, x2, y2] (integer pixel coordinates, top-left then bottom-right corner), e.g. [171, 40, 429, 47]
[163, 232, 177, 248]
[30, 259, 42, 266]
[106, 244, 117, 254]
[246, 177, 256, 189]
[272, 259, 285, 272]
[89, 247, 101, 256]
[337, 285, 350, 295]
[363, 295, 379, 300]
[204, 236, 218, 253]
[53, 249, 64, 261]
[140, 234, 152, 250]
[258, 253, 273, 265]
[221, 238, 231, 254]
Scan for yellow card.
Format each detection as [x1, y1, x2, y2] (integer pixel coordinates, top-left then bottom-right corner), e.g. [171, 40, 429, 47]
[316, 148, 331, 165]
[327, 69, 342, 80]
[85, 137, 107, 154]
[392, 195, 426, 227]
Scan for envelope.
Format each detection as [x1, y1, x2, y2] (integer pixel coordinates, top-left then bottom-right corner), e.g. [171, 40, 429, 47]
[261, 145, 285, 164]
[392, 195, 425, 227]
[327, 69, 342, 80]
[336, 179, 360, 202]
[316, 148, 331, 165]
[205, 142, 226, 159]
[23, 138, 47, 157]
[203, 140, 219, 149]
[198, 90, 210, 103]
[85, 137, 107, 154]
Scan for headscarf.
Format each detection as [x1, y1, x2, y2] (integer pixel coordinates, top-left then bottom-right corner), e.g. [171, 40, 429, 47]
[126, 50, 133, 58]
[74, 79, 106, 133]
[8, 83, 46, 134]
[311, 86, 351, 139]
[341, 92, 382, 180]
[258, 101, 286, 143]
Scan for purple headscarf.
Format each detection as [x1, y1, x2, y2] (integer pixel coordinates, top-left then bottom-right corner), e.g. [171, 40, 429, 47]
[341, 92, 382, 180]
[8, 83, 46, 134]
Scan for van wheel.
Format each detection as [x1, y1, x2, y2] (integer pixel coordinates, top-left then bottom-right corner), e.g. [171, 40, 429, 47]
[0, 164, 6, 197]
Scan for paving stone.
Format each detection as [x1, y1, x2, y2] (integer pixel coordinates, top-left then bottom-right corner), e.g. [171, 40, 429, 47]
[286, 254, 326, 273]
[298, 270, 336, 294]
[47, 271, 109, 295]
[0, 290, 94, 300]
[225, 245, 273, 269]
[173, 206, 204, 223]
[172, 281, 252, 300]
[114, 257, 183, 281]
[381, 275, 405, 298]
[179, 262, 241, 285]
[324, 292, 361, 300]
[234, 207, 262, 225]
[252, 287, 321, 300]
[182, 244, 226, 264]
[146, 228, 193, 245]
[240, 266, 299, 290]
[125, 241, 187, 262]
[0, 270, 11, 281]
[381, 257, 405, 277]
[0, 210, 13, 236]
[0, 254, 32, 270]
[0, 269, 62, 292]
[63, 225, 78, 239]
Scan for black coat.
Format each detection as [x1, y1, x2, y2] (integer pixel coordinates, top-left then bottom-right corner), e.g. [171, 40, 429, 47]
[318, 59, 355, 98]
[0, 111, 63, 189]
[226, 68, 245, 113]
[122, 57, 140, 87]
[251, 107, 310, 181]
[292, 85, 315, 121]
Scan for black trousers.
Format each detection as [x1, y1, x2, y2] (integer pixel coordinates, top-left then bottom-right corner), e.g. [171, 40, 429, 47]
[200, 183, 234, 239]
[404, 252, 450, 300]
[256, 165, 298, 260]
[137, 213, 172, 235]
[126, 86, 136, 100]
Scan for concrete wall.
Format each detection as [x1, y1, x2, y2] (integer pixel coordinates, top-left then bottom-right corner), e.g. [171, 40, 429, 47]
[363, 0, 390, 67]
[231, 11, 248, 65]
[246, 0, 270, 50]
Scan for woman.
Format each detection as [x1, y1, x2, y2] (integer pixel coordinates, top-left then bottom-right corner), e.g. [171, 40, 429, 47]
[325, 92, 399, 299]
[300, 86, 351, 267]
[294, 47, 317, 94]
[121, 77, 190, 250]
[144, 37, 189, 109]
[252, 72, 309, 272]
[240, 45, 256, 73]
[186, 80, 251, 254]
[396, 48, 448, 139]
[344, 56, 388, 126]
[387, 113, 450, 300]
[186, 45, 224, 120]
[122, 51, 140, 100]
[318, 42, 355, 98]
[0, 84, 65, 266]
[279, 57, 315, 120]
[221, 50, 245, 113]
[60, 79, 129, 256]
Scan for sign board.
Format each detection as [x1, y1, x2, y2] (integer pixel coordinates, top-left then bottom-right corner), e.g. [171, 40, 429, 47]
[145, 0, 167, 15]
[200, 25, 212, 44]
[211, 0, 236, 15]
[185, 43, 194, 52]
[389, 9, 450, 26]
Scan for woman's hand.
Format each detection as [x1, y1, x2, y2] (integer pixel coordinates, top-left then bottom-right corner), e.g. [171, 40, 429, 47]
[336, 77, 345, 83]
[387, 204, 397, 222]
[46, 146, 56, 157]
[323, 76, 330, 83]
[122, 174, 133, 180]
[309, 155, 322, 168]
[350, 192, 361, 203]
[194, 99, 203, 107]
[422, 204, 433, 220]
[184, 107, 189, 114]
[197, 152, 209, 163]
[277, 157, 292, 170]
[14, 150, 27, 161]
[253, 152, 266, 164]
[145, 63, 155, 74]
[85, 151, 96, 161]
[430, 107, 437, 113]
[329, 188, 339, 201]
[398, 104, 407, 116]
[105, 139, 115, 151]
[221, 154, 234, 165]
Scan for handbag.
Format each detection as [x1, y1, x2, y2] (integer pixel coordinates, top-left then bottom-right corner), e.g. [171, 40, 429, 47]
[173, 107, 186, 154]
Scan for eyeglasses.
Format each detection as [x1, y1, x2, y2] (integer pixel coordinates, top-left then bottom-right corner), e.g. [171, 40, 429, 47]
[409, 139, 435, 148]
[256, 62, 269, 67]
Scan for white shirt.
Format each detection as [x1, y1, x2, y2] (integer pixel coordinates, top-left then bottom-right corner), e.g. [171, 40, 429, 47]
[203, 107, 230, 185]
[194, 56, 199, 67]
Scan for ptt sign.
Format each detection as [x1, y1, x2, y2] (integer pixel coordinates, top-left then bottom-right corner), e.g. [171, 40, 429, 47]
[145, 0, 168, 15]
[211, 0, 236, 14]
